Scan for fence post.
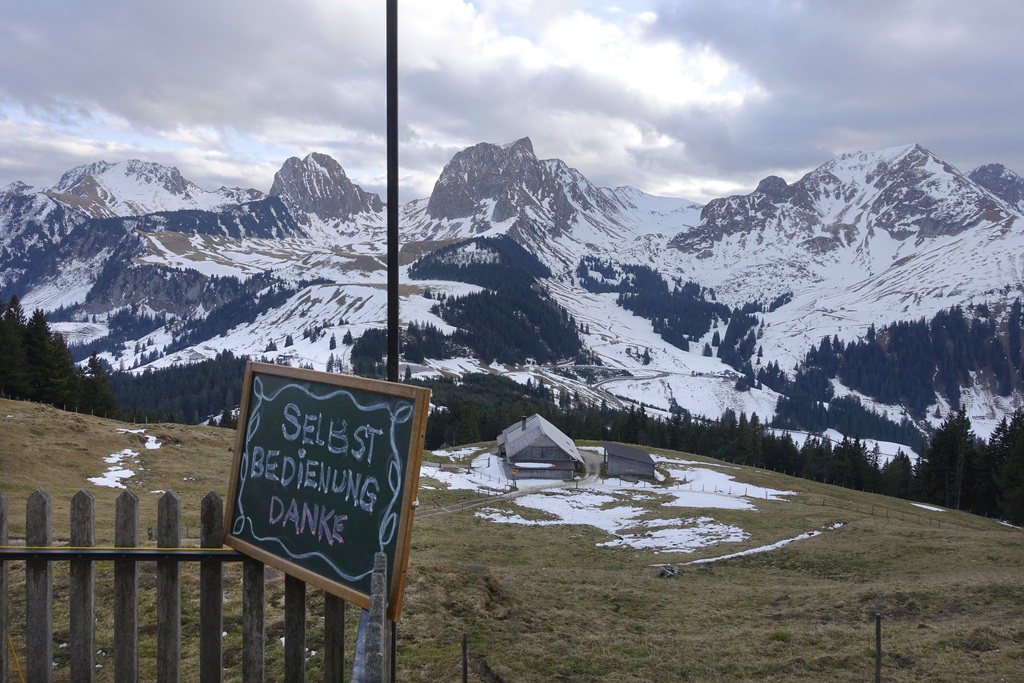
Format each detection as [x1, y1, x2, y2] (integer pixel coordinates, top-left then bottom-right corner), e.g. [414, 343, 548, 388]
[462, 632, 468, 683]
[114, 490, 139, 683]
[70, 489, 96, 683]
[285, 575, 306, 683]
[0, 491, 8, 683]
[366, 553, 389, 683]
[323, 594, 346, 683]
[200, 492, 224, 683]
[26, 489, 52, 683]
[157, 491, 182, 682]
[242, 559, 265, 683]
[875, 613, 882, 683]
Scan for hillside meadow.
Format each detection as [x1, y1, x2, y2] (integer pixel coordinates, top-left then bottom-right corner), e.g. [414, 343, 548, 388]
[1, 397, 1022, 681]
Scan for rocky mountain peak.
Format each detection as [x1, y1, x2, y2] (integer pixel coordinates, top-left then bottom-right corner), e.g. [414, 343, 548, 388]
[754, 175, 795, 202]
[269, 152, 384, 221]
[51, 160, 195, 198]
[423, 136, 622, 238]
[425, 137, 542, 221]
[1, 180, 34, 196]
[968, 163, 1024, 212]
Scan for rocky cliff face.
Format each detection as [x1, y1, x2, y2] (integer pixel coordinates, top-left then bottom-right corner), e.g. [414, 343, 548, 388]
[969, 163, 1024, 213]
[269, 152, 384, 223]
[672, 144, 1016, 257]
[417, 136, 640, 263]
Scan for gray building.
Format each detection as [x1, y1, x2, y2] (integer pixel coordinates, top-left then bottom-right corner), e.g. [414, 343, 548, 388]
[603, 441, 656, 479]
[498, 414, 584, 480]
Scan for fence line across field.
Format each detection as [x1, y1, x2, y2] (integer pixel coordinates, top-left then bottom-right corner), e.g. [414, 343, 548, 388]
[0, 488, 393, 683]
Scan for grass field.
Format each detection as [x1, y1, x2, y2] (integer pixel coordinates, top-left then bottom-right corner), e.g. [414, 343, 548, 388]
[2, 397, 1023, 681]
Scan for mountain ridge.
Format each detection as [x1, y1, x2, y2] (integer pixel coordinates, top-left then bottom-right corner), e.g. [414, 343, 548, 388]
[3, 139, 1024, 443]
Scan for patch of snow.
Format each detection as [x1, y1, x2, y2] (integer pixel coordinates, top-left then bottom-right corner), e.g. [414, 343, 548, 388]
[88, 449, 139, 489]
[117, 427, 161, 450]
[423, 449, 799, 555]
[683, 523, 843, 564]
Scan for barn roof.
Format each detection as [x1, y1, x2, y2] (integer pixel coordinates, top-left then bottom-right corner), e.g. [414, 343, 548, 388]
[602, 441, 655, 466]
[499, 414, 583, 463]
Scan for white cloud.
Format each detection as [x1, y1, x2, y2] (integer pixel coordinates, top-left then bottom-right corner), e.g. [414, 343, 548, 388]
[0, 0, 1022, 202]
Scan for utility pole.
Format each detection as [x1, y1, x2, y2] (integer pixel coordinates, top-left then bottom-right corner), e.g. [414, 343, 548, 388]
[386, 0, 399, 385]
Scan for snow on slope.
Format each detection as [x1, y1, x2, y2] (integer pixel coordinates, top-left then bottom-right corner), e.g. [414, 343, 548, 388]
[426, 449, 802, 556]
[48, 160, 260, 217]
[27, 141, 1024, 446]
[543, 278, 780, 421]
[20, 248, 114, 312]
[104, 275, 484, 374]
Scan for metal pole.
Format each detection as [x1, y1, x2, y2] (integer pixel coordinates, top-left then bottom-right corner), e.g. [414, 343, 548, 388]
[386, 5, 400, 680]
[875, 613, 882, 683]
[462, 632, 468, 683]
[386, 0, 400, 385]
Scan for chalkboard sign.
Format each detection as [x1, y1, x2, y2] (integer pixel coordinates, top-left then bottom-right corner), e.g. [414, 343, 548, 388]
[224, 362, 430, 620]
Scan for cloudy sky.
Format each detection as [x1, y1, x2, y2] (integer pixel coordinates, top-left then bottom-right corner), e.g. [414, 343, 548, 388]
[1, 0, 1020, 203]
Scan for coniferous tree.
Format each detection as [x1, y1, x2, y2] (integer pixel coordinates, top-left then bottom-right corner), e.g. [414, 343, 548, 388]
[916, 408, 976, 509]
[24, 309, 80, 408]
[218, 406, 238, 430]
[0, 295, 30, 398]
[988, 410, 1024, 524]
[81, 351, 118, 417]
[881, 451, 914, 499]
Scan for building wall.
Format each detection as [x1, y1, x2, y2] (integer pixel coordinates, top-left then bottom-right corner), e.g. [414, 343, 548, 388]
[512, 444, 575, 462]
[607, 455, 655, 479]
[511, 467, 574, 481]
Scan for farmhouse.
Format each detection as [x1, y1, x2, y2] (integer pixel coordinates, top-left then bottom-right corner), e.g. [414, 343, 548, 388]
[603, 441, 656, 480]
[497, 414, 584, 480]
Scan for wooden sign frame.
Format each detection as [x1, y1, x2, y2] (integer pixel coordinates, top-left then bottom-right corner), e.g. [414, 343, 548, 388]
[224, 361, 430, 620]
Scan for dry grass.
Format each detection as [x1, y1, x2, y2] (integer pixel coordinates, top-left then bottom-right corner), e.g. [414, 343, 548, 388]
[2, 398, 1024, 681]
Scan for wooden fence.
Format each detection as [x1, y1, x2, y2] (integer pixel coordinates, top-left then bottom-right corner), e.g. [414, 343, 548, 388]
[0, 488, 391, 683]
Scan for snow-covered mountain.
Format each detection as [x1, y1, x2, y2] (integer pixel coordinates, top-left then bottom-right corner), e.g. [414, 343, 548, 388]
[969, 163, 1024, 214]
[48, 159, 263, 218]
[4, 139, 1024, 443]
[408, 137, 702, 269]
[656, 144, 1020, 305]
[269, 153, 385, 242]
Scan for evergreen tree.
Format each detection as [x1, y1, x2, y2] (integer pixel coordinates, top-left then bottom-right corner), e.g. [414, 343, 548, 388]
[81, 351, 118, 417]
[916, 408, 976, 509]
[988, 410, 1024, 524]
[880, 451, 914, 499]
[0, 296, 30, 398]
[24, 310, 80, 408]
[218, 406, 238, 430]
